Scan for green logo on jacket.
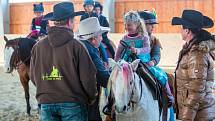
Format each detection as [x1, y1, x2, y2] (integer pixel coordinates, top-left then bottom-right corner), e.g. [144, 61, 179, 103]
[42, 66, 63, 81]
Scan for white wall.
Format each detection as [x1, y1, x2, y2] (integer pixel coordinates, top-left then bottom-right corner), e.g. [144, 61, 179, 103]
[0, 0, 5, 64]
[2, 0, 9, 33]
[103, 0, 115, 32]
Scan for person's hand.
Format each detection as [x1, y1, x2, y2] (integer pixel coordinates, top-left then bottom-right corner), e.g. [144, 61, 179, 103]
[103, 62, 109, 69]
[131, 47, 137, 54]
[147, 61, 155, 67]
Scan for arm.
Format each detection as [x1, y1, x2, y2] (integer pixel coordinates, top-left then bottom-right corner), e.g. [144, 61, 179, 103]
[78, 45, 98, 103]
[92, 53, 110, 88]
[150, 45, 161, 65]
[101, 16, 109, 39]
[184, 51, 208, 107]
[31, 18, 36, 31]
[99, 44, 108, 63]
[136, 35, 151, 55]
[114, 41, 125, 62]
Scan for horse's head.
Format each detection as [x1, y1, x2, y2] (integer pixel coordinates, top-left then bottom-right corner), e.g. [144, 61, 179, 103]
[108, 58, 140, 113]
[3, 36, 19, 73]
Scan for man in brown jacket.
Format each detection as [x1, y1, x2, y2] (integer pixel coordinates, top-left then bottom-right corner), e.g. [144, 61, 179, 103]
[172, 10, 215, 121]
[30, 2, 97, 121]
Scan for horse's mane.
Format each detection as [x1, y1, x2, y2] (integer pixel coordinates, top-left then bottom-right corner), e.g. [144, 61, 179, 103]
[7, 38, 37, 66]
[19, 38, 37, 66]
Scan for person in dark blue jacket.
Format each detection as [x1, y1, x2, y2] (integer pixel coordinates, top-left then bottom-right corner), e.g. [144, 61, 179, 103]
[94, 2, 115, 58]
[80, 0, 109, 65]
[28, 3, 48, 39]
[77, 17, 110, 121]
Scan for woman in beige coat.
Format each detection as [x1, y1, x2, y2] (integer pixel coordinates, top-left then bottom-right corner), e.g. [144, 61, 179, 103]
[172, 10, 215, 121]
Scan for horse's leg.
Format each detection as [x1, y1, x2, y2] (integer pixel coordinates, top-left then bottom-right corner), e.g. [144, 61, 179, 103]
[18, 64, 31, 115]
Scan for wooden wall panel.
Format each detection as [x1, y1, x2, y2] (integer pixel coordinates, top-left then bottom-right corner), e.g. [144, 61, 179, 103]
[9, 0, 104, 34]
[115, 0, 215, 33]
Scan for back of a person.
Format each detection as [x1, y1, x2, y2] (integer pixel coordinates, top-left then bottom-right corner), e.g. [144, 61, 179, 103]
[30, 2, 97, 121]
[32, 32, 92, 104]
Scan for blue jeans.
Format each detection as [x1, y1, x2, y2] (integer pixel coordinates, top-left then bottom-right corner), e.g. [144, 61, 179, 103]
[40, 103, 87, 121]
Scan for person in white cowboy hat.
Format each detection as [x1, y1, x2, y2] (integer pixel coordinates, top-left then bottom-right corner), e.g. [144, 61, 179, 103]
[30, 2, 97, 121]
[77, 17, 110, 121]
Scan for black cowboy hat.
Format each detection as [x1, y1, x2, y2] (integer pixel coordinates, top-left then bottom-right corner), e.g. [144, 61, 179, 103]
[138, 10, 158, 24]
[172, 9, 214, 29]
[43, 2, 84, 21]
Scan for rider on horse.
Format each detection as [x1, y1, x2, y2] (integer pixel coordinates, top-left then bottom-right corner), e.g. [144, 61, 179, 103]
[27, 3, 48, 39]
[94, 1, 115, 58]
[80, 0, 109, 67]
[139, 10, 175, 121]
[115, 10, 174, 118]
[138, 10, 162, 66]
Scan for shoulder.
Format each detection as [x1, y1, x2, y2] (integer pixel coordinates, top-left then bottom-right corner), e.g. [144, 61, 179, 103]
[188, 44, 210, 64]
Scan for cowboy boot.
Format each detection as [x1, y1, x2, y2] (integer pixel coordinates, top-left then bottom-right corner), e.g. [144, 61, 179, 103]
[163, 83, 174, 107]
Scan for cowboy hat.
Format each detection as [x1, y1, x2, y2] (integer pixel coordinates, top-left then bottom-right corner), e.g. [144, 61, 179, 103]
[172, 9, 214, 29]
[76, 17, 110, 40]
[43, 2, 84, 21]
[138, 10, 158, 24]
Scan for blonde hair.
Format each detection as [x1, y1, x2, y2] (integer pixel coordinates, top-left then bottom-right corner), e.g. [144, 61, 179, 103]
[124, 10, 148, 36]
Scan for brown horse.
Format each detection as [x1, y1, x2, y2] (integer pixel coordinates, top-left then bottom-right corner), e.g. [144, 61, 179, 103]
[3, 36, 37, 115]
[101, 39, 116, 59]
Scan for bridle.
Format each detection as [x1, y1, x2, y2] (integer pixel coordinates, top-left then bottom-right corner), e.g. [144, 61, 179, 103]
[110, 61, 143, 112]
[6, 38, 31, 72]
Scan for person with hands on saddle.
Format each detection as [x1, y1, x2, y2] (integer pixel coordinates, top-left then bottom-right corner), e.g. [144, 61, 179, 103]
[77, 17, 110, 121]
[138, 10, 162, 66]
[115, 11, 174, 119]
[94, 1, 115, 58]
[139, 9, 175, 121]
[30, 2, 97, 121]
[28, 3, 48, 39]
[172, 9, 215, 121]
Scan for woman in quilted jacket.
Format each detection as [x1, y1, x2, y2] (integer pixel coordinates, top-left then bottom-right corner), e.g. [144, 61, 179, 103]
[172, 9, 215, 121]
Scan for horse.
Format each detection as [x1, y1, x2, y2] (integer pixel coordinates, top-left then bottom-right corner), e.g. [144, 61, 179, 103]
[101, 39, 116, 59]
[3, 36, 37, 115]
[107, 58, 161, 121]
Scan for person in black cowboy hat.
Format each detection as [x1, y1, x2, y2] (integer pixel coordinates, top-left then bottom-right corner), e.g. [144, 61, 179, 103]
[94, 1, 116, 59]
[28, 3, 48, 39]
[138, 10, 161, 66]
[30, 2, 97, 121]
[172, 9, 215, 121]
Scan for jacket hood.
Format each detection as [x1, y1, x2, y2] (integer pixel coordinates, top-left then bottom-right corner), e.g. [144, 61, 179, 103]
[48, 26, 74, 47]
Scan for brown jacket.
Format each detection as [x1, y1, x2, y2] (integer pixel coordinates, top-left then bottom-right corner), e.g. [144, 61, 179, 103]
[175, 37, 215, 121]
[30, 26, 97, 105]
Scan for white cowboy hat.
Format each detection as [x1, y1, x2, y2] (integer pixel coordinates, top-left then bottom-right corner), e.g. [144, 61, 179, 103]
[76, 17, 110, 40]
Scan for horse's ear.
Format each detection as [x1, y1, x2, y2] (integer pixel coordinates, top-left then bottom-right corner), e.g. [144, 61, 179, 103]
[4, 36, 8, 42]
[108, 58, 117, 68]
[131, 59, 140, 71]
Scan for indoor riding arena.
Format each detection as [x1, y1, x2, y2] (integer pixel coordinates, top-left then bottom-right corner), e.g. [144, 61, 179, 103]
[0, 0, 215, 121]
